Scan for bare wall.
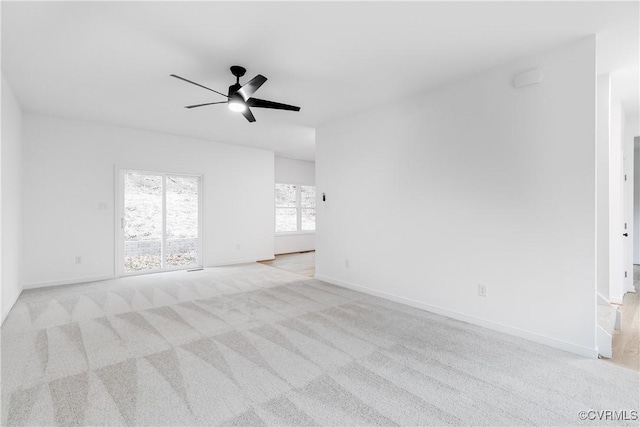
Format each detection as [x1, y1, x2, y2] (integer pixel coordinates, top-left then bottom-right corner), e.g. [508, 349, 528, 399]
[609, 98, 625, 303]
[630, 118, 640, 266]
[596, 74, 610, 300]
[316, 37, 597, 356]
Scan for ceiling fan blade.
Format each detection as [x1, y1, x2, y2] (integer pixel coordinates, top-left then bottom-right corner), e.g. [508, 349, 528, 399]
[185, 101, 227, 109]
[170, 74, 229, 98]
[237, 75, 267, 101]
[247, 98, 300, 111]
[241, 107, 256, 123]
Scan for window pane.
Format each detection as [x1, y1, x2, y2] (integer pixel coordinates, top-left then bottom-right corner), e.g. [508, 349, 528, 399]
[166, 176, 199, 268]
[301, 185, 316, 208]
[275, 183, 297, 207]
[276, 208, 298, 232]
[124, 173, 162, 273]
[301, 208, 316, 231]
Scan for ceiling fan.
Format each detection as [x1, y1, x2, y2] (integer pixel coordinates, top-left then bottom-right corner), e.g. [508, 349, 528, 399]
[170, 66, 300, 123]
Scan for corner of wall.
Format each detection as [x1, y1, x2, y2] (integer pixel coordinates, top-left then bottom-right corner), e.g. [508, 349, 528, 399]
[1, 71, 25, 325]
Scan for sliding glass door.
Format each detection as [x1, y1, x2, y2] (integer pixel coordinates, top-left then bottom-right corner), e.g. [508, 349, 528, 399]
[118, 169, 202, 275]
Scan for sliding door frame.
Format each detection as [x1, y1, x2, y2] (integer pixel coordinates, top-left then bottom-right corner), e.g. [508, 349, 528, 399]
[115, 167, 204, 277]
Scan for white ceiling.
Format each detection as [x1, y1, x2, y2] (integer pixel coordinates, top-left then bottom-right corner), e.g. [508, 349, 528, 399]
[2, 1, 638, 161]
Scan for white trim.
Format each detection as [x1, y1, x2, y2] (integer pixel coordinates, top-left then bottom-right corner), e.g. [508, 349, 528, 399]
[1, 287, 23, 325]
[23, 275, 115, 290]
[161, 175, 167, 271]
[198, 176, 204, 273]
[114, 166, 121, 278]
[316, 274, 598, 359]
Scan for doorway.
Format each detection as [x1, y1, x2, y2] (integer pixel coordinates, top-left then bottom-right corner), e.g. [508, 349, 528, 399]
[259, 251, 315, 277]
[117, 169, 202, 275]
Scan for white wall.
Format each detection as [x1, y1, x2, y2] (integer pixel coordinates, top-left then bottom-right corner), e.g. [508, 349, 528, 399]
[609, 99, 625, 303]
[630, 118, 640, 267]
[316, 37, 597, 357]
[608, 72, 636, 299]
[274, 157, 315, 255]
[275, 157, 315, 184]
[622, 112, 634, 293]
[22, 114, 275, 287]
[596, 74, 610, 300]
[1, 73, 24, 322]
[635, 138, 640, 265]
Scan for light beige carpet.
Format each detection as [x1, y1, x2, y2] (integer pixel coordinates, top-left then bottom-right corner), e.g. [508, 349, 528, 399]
[1, 263, 638, 426]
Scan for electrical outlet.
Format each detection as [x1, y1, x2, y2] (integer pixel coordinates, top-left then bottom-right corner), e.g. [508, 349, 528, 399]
[97, 202, 108, 210]
[75, 256, 82, 264]
[478, 284, 487, 297]
[345, 259, 350, 268]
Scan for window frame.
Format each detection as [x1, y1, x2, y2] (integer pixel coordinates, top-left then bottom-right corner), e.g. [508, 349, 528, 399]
[275, 182, 316, 234]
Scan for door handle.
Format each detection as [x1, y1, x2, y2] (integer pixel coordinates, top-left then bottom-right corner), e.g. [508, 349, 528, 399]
[623, 233, 628, 237]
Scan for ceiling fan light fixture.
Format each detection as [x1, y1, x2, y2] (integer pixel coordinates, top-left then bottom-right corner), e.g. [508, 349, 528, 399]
[228, 101, 246, 112]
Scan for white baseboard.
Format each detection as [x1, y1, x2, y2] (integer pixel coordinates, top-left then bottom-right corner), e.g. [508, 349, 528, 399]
[316, 274, 598, 359]
[1, 287, 23, 325]
[23, 275, 115, 290]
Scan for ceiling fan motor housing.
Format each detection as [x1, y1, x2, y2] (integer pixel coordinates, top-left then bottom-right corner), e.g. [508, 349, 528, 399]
[229, 83, 242, 97]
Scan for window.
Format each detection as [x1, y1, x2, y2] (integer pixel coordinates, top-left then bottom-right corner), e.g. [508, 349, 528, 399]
[275, 183, 316, 232]
[275, 183, 297, 232]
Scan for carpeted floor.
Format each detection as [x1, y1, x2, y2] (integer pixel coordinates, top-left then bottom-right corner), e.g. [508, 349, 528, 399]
[1, 263, 638, 426]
